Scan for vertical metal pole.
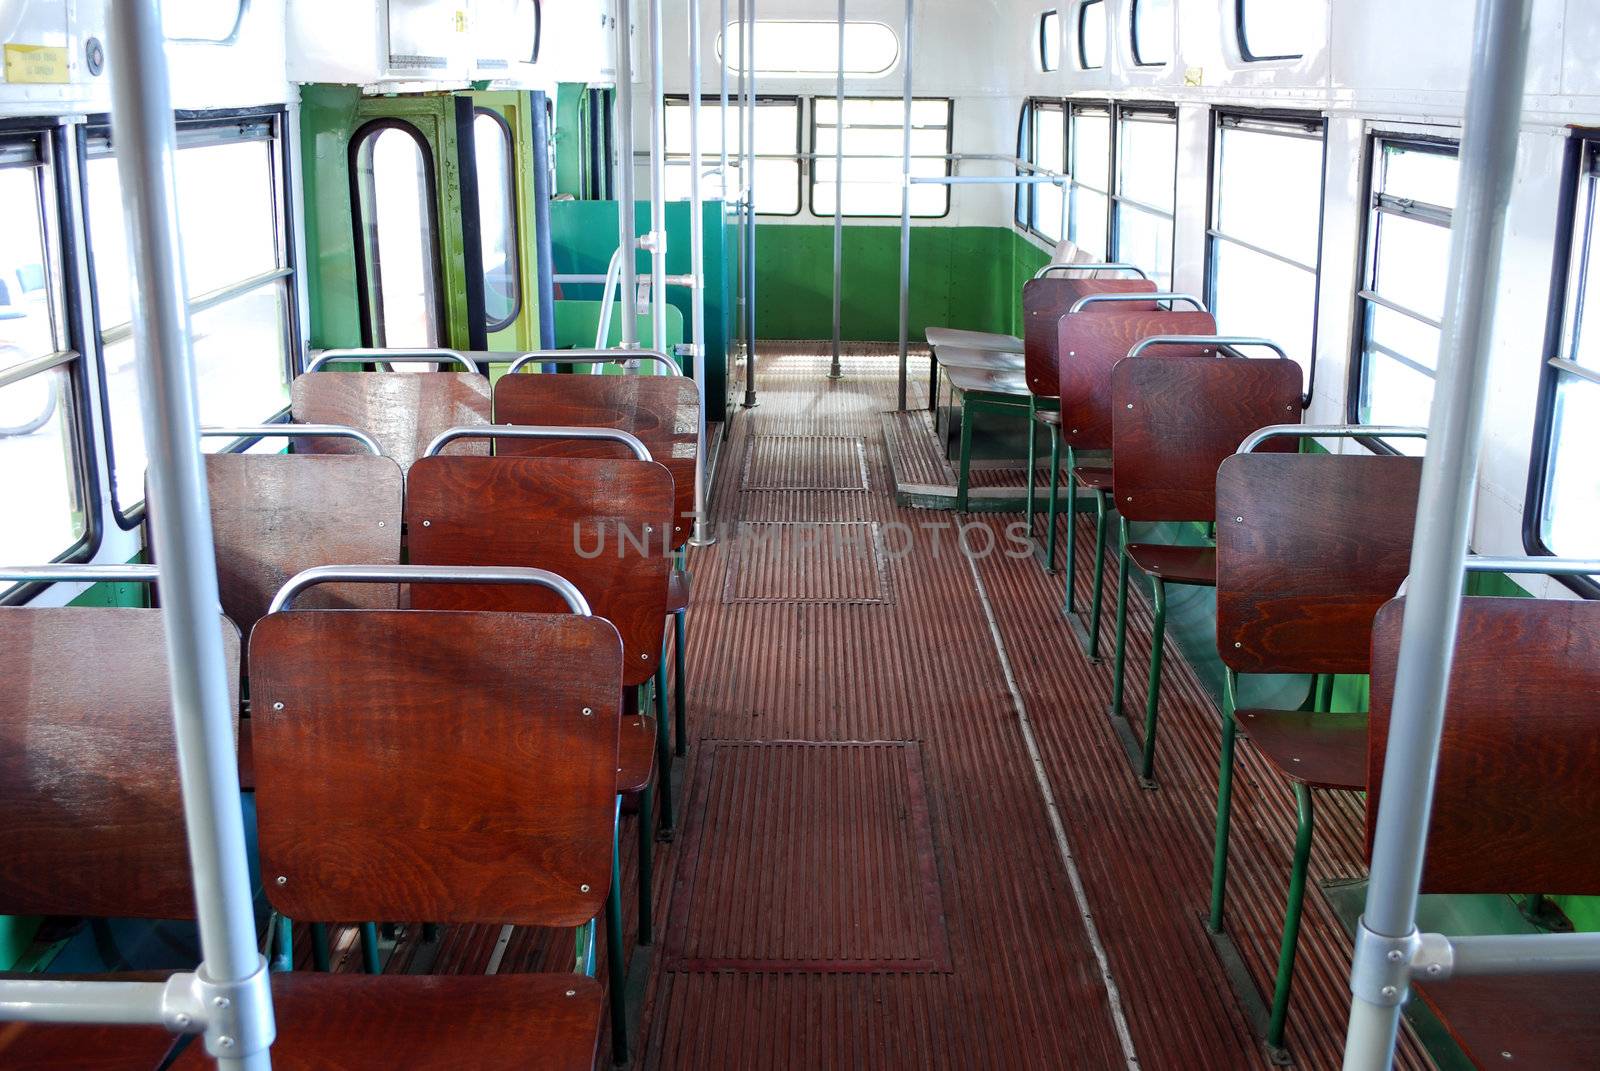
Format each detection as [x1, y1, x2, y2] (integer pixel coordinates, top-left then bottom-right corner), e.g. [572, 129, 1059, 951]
[530, 90, 558, 353]
[646, 0, 668, 355]
[688, 0, 716, 545]
[895, 0, 914, 411]
[828, 0, 846, 381]
[1342, 0, 1532, 1066]
[734, 0, 746, 391]
[105, 3, 272, 1067]
[719, 0, 730, 198]
[614, 0, 640, 348]
[740, 0, 759, 408]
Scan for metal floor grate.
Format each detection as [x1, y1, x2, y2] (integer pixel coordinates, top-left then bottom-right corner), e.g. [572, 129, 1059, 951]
[740, 435, 871, 492]
[721, 521, 893, 605]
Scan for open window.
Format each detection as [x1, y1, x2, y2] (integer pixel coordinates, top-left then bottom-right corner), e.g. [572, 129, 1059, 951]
[811, 97, 954, 219]
[349, 120, 445, 351]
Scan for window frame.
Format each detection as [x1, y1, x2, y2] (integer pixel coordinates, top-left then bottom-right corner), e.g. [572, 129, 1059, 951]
[1110, 103, 1178, 285]
[471, 107, 522, 334]
[0, 120, 101, 601]
[718, 20, 901, 79]
[1077, 0, 1106, 71]
[1523, 129, 1600, 597]
[1236, 0, 1307, 63]
[348, 116, 447, 351]
[807, 95, 955, 221]
[1017, 98, 1068, 244]
[1131, 0, 1171, 68]
[1039, 10, 1061, 72]
[666, 94, 803, 218]
[82, 106, 300, 528]
[1204, 108, 1328, 405]
[1067, 100, 1114, 260]
[1344, 132, 1460, 450]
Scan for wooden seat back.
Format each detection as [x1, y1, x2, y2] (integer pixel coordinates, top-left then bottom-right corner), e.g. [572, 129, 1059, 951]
[1215, 452, 1423, 675]
[493, 373, 700, 550]
[1021, 277, 1158, 397]
[248, 609, 623, 927]
[1367, 596, 1600, 895]
[405, 456, 674, 687]
[1111, 355, 1303, 523]
[205, 453, 404, 638]
[1056, 310, 1218, 450]
[0, 608, 240, 919]
[290, 371, 491, 474]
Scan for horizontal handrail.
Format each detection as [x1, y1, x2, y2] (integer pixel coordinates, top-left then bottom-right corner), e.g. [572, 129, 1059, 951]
[0, 564, 161, 585]
[200, 425, 382, 456]
[268, 565, 591, 616]
[1069, 292, 1207, 315]
[0, 976, 185, 1028]
[1126, 335, 1290, 361]
[1415, 931, 1600, 980]
[1033, 262, 1149, 280]
[1463, 555, 1600, 577]
[503, 349, 681, 376]
[304, 349, 476, 374]
[424, 424, 652, 462]
[1239, 424, 1428, 454]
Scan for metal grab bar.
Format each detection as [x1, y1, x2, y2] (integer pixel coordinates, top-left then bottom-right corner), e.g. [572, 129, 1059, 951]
[423, 425, 653, 462]
[303, 349, 477, 374]
[1239, 424, 1428, 454]
[1463, 556, 1600, 576]
[0, 564, 161, 585]
[503, 349, 681, 376]
[200, 425, 382, 456]
[1127, 335, 1291, 361]
[268, 565, 591, 617]
[1068, 292, 1208, 315]
[1033, 263, 1150, 280]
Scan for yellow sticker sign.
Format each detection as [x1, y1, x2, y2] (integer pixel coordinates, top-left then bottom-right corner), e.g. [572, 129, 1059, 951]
[3, 44, 70, 85]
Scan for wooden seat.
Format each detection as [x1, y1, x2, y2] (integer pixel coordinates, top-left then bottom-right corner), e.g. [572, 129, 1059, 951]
[943, 364, 1033, 512]
[667, 568, 692, 612]
[291, 371, 491, 474]
[1021, 277, 1158, 398]
[0, 1021, 178, 1070]
[930, 346, 1026, 371]
[1071, 464, 1111, 491]
[941, 363, 1030, 396]
[1125, 544, 1216, 586]
[618, 714, 657, 794]
[173, 974, 602, 1071]
[1367, 595, 1600, 1069]
[1208, 450, 1424, 1056]
[925, 327, 1023, 353]
[248, 607, 622, 1065]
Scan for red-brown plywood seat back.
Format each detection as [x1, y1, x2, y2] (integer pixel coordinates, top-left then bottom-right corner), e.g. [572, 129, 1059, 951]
[1366, 596, 1600, 895]
[1022, 277, 1158, 397]
[493, 373, 699, 551]
[1111, 355, 1304, 523]
[1215, 452, 1423, 675]
[290, 372, 491, 474]
[0, 608, 240, 919]
[1056, 310, 1218, 450]
[248, 608, 623, 927]
[405, 456, 674, 687]
[205, 453, 404, 639]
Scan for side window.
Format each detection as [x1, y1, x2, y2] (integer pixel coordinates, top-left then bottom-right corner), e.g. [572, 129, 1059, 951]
[1112, 108, 1177, 287]
[1039, 10, 1061, 72]
[1027, 101, 1067, 243]
[1237, 0, 1313, 62]
[1132, 0, 1173, 67]
[1068, 104, 1112, 259]
[0, 132, 91, 577]
[812, 97, 954, 219]
[1078, 0, 1106, 70]
[1208, 113, 1325, 390]
[665, 96, 802, 216]
[721, 20, 899, 78]
[87, 116, 296, 518]
[1531, 138, 1600, 568]
[162, 0, 246, 42]
[1351, 137, 1460, 449]
[350, 121, 444, 349]
[473, 110, 521, 332]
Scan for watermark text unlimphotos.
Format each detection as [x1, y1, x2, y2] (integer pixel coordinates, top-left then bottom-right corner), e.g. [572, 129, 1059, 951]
[572, 516, 1035, 562]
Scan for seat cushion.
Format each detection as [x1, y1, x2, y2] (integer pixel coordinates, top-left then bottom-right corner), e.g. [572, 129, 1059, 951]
[1126, 544, 1217, 587]
[925, 327, 1023, 354]
[1417, 971, 1600, 1070]
[667, 569, 691, 613]
[1071, 465, 1113, 492]
[172, 973, 603, 1071]
[1232, 709, 1368, 790]
[618, 713, 657, 794]
[0, 1022, 177, 1071]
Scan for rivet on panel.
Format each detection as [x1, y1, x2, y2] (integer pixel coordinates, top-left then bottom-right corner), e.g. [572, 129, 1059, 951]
[377, 520, 386, 528]
[580, 884, 590, 893]
[1125, 403, 1133, 409]
[276, 875, 287, 885]
[422, 520, 432, 527]
[566, 989, 577, 998]
[273, 702, 284, 710]
[582, 707, 593, 716]
[1234, 516, 1243, 523]
[1234, 642, 1242, 649]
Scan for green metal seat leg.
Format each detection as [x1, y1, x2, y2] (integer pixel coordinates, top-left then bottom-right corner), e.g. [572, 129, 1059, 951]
[271, 913, 293, 973]
[1138, 577, 1167, 786]
[604, 825, 629, 1065]
[1266, 783, 1316, 1054]
[1086, 490, 1109, 661]
[1107, 517, 1132, 719]
[359, 921, 381, 974]
[673, 608, 687, 757]
[636, 779, 655, 947]
[1025, 396, 1039, 543]
[311, 922, 331, 972]
[1061, 445, 1078, 615]
[956, 395, 974, 512]
[1208, 670, 1241, 934]
[654, 655, 675, 839]
[1044, 430, 1062, 572]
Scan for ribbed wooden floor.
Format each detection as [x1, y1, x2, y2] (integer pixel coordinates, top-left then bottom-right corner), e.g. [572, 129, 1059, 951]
[337, 344, 1436, 1070]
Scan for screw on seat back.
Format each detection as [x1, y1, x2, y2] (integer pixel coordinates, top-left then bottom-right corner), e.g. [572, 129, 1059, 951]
[1215, 452, 1423, 676]
[290, 371, 492, 474]
[1366, 595, 1600, 895]
[493, 373, 700, 551]
[0, 608, 240, 919]
[247, 608, 624, 927]
[1111, 355, 1304, 523]
[1056, 309, 1218, 450]
[405, 455, 675, 687]
[204, 453, 404, 639]
[1021, 277, 1158, 397]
